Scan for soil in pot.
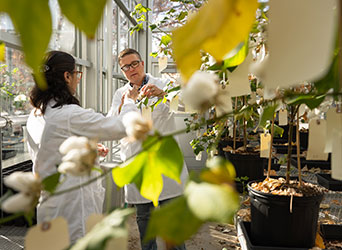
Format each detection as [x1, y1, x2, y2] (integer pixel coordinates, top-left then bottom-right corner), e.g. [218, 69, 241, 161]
[248, 178, 326, 248]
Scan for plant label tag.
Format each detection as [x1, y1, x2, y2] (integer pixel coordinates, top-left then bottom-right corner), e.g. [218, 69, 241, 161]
[306, 119, 329, 161]
[86, 214, 128, 250]
[258, 0, 336, 89]
[158, 56, 168, 73]
[324, 107, 342, 153]
[279, 109, 288, 126]
[86, 214, 104, 233]
[332, 129, 342, 180]
[196, 151, 202, 161]
[141, 106, 152, 122]
[260, 133, 271, 158]
[298, 104, 306, 117]
[227, 52, 252, 97]
[25, 217, 69, 250]
[170, 96, 179, 112]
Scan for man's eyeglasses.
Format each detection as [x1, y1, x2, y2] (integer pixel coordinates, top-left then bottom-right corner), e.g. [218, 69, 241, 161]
[73, 70, 83, 80]
[120, 60, 141, 72]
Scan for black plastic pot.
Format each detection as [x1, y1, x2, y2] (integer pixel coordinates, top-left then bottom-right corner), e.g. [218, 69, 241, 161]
[217, 139, 244, 157]
[225, 152, 265, 181]
[248, 182, 324, 248]
[291, 155, 331, 170]
[316, 173, 342, 191]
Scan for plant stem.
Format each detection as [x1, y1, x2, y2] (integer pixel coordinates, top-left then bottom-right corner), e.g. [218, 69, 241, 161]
[296, 111, 302, 186]
[243, 96, 247, 148]
[286, 106, 295, 183]
[233, 97, 238, 150]
[266, 115, 275, 179]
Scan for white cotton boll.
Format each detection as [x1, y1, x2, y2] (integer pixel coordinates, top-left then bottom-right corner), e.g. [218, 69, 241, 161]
[4, 172, 40, 193]
[181, 71, 219, 112]
[58, 161, 87, 176]
[1, 193, 34, 213]
[59, 136, 89, 155]
[123, 112, 152, 141]
[215, 88, 233, 116]
[62, 148, 83, 163]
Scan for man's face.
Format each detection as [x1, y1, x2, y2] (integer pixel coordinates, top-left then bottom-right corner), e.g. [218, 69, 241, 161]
[119, 53, 145, 86]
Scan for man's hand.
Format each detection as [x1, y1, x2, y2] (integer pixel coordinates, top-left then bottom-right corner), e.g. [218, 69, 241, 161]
[141, 83, 166, 98]
[127, 84, 139, 101]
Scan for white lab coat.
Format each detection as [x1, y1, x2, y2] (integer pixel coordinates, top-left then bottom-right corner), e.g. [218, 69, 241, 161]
[26, 99, 137, 243]
[107, 73, 189, 204]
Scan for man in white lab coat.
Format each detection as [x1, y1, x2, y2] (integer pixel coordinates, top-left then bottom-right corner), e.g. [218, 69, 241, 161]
[108, 48, 188, 250]
[27, 51, 139, 243]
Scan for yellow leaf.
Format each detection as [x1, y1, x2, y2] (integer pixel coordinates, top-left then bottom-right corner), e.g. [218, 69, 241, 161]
[172, 0, 258, 81]
[0, 43, 5, 62]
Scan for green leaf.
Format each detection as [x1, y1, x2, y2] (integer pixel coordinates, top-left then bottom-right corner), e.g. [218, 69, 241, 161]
[70, 208, 134, 250]
[145, 196, 203, 245]
[160, 35, 172, 46]
[42, 172, 61, 194]
[1, 0, 51, 90]
[58, 0, 107, 39]
[112, 136, 184, 206]
[112, 152, 146, 187]
[258, 103, 278, 128]
[185, 181, 240, 223]
[223, 39, 249, 68]
[177, 11, 187, 21]
[149, 24, 157, 31]
[286, 94, 325, 110]
[150, 52, 159, 58]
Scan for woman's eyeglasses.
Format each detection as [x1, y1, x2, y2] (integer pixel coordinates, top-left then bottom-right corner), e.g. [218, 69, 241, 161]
[73, 70, 83, 80]
[120, 60, 141, 72]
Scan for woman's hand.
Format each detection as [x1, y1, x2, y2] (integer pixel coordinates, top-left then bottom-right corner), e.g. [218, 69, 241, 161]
[97, 143, 109, 157]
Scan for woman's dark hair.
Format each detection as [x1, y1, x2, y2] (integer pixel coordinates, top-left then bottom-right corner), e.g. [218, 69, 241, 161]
[30, 50, 80, 114]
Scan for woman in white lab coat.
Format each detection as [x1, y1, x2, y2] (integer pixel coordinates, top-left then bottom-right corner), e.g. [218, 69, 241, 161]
[26, 51, 138, 243]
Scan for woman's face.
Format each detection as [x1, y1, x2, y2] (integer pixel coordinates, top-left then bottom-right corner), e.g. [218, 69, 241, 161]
[65, 67, 82, 95]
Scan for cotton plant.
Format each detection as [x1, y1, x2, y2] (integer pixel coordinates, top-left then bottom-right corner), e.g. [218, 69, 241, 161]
[122, 112, 153, 141]
[58, 136, 98, 176]
[1, 172, 41, 213]
[181, 71, 232, 115]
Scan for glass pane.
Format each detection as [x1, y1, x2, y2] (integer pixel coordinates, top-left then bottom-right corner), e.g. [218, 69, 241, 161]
[119, 9, 129, 53]
[1, 47, 34, 168]
[0, 13, 15, 33]
[49, 0, 76, 54]
[112, 4, 118, 69]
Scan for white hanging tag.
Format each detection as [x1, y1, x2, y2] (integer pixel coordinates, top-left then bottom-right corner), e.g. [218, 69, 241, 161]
[170, 96, 179, 112]
[331, 129, 342, 180]
[324, 107, 342, 153]
[25, 217, 70, 250]
[86, 214, 128, 250]
[306, 119, 329, 160]
[158, 56, 168, 73]
[298, 104, 306, 117]
[141, 106, 152, 122]
[260, 133, 271, 158]
[227, 52, 252, 97]
[257, 0, 337, 89]
[196, 151, 202, 161]
[278, 109, 288, 126]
